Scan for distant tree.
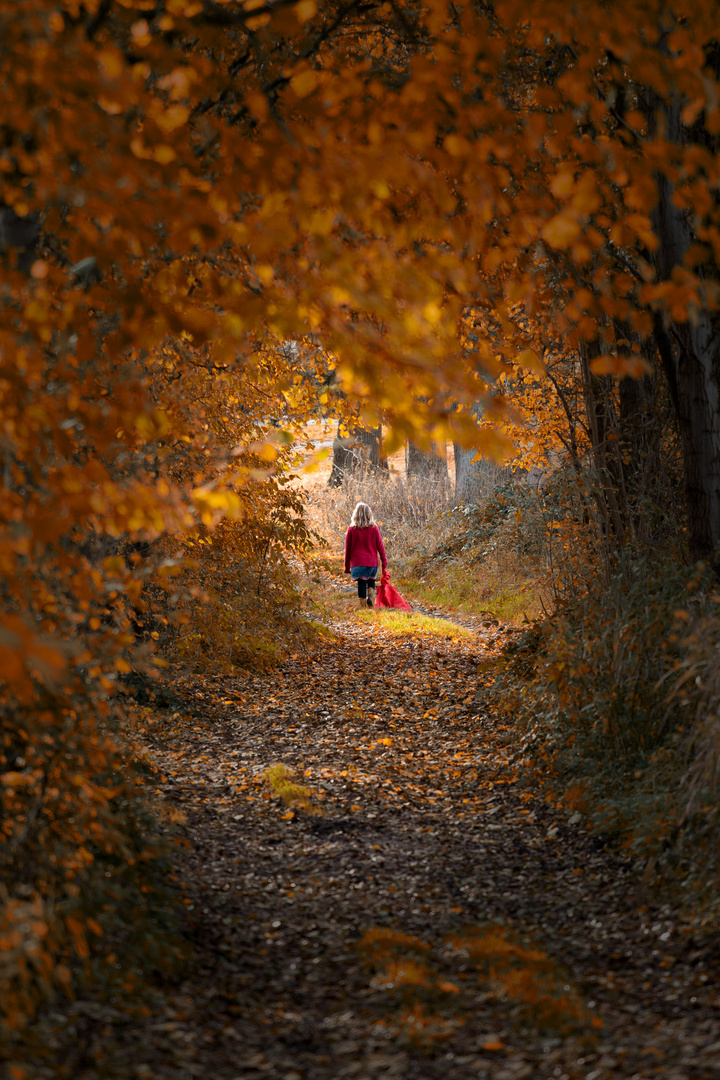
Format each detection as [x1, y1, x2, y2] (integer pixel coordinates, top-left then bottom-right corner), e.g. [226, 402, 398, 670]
[406, 442, 449, 485]
[329, 424, 384, 487]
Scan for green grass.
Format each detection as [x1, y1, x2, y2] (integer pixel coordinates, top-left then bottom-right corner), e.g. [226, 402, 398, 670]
[485, 583, 540, 622]
[357, 608, 472, 640]
[396, 559, 541, 623]
[398, 572, 480, 611]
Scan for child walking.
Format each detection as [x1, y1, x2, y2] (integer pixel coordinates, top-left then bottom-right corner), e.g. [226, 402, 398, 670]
[344, 502, 387, 609]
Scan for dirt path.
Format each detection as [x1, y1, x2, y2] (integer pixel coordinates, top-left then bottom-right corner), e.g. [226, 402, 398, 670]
[49, 613, 720, 1079]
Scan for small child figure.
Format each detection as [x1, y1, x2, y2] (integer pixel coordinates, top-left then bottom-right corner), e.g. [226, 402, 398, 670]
[344, 502, 388, 608]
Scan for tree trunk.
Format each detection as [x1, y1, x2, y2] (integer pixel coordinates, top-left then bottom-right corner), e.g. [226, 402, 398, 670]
[328, 424, 384, 487]
[452, 402, 507, 502]
[405, 442, 448, 484]
[0, 205, 39, 273]
[579, 340, 630, 549]
[649, 99, 720, 569]
[453, 444, 506, 502]
[659, 314, 720, 567]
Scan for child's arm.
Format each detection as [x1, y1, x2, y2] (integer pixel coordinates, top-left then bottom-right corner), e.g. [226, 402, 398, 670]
[344, 528, 352, 572]
[376, 526, 388, 571]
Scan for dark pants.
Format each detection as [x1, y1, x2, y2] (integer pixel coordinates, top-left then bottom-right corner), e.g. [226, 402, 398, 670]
[357, 577, 376, 599]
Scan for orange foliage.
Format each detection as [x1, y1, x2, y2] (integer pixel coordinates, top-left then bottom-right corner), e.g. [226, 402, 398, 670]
[4, 0, 720, 1032]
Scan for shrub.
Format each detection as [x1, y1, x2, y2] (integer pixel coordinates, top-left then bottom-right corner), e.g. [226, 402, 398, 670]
[487, 553, 720, 906]
[0, 689, 187, 1044]
[165, 479, 324, 673]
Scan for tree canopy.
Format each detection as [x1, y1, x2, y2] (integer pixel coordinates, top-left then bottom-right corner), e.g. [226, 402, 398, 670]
[6, 1, 720, 555]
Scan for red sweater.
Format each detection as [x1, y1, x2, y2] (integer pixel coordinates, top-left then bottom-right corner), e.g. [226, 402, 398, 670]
[344, 524, 387, 573]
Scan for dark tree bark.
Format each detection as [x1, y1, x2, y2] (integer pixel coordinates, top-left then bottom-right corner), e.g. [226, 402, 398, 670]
[648, 97, 720, 569]
[453, 443, 502, 502]
[0, 205, 39, 273]
[328, 423, 384, 486]
[405, 442, 448, 483]
[453, 442, 481, 502]
[579, 340, 631, 547]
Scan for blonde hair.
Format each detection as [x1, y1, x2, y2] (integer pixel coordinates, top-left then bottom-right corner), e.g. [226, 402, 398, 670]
[350, 501, 375, 528]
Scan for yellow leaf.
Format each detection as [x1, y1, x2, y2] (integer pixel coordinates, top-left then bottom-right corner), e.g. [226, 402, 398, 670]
[542, 215, 581, 249]
[154, 145, 177, 165]
[157, 561, 182, 577]
[294, 0, 317, 22]
[516, 347, 543, 374]
[445, 134, 471, 156]
[291, 69, 318, 98]
[247, 92, 268, 122]
[103, 556, 125, 575]
[550, 167, 575, 198]
[98, 96, 124, 115]
[257, 443, 279, 462]
[246, 13, 271, 29]
[98, 49, 124, 80]
[155, 104, 189, 134]
[1, 772, 32, 787]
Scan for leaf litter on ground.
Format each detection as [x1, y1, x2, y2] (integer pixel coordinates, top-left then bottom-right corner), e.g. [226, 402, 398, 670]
[15, 580, 720, 1080]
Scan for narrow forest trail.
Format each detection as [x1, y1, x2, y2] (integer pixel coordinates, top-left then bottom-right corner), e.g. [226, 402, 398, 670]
[99, 613, 720, 1080]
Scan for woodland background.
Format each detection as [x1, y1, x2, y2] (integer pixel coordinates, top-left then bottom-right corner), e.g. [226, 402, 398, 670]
[4, 0, 720, 1065]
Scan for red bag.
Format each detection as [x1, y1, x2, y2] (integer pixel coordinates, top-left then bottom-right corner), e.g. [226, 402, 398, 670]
[375, 570, 412, 612]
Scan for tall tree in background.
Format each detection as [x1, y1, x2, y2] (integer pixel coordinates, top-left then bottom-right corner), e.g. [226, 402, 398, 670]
[329, 424, 384, 486]
[406, 442, 449, 485]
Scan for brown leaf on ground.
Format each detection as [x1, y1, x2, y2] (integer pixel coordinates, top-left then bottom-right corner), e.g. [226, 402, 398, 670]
[17, 595, 720, 1080]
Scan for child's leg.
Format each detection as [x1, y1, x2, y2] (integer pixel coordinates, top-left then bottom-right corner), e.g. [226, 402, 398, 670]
[357, 578, 368, 599]
[366, 577, 376, 607]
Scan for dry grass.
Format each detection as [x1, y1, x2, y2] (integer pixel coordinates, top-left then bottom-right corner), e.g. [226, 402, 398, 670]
[306, 471, 453, 555]
[395, 557, 543, 623]
[668, 614, 720, 850]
